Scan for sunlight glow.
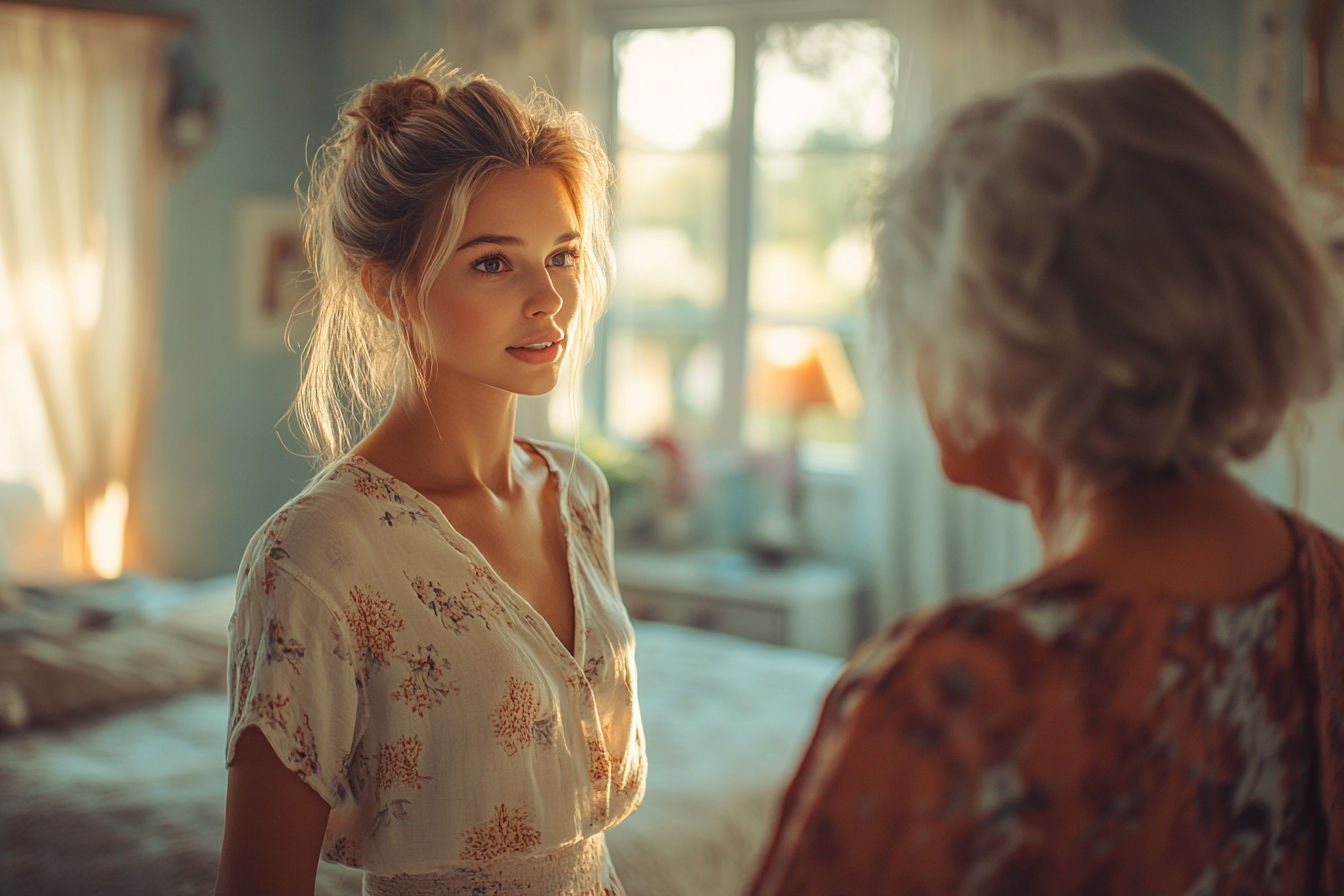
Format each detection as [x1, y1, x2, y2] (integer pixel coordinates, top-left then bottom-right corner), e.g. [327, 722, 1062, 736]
[825, 235, 872, 291]
[617, 28, 734, 152]
[88, 479, 128, 579]
[27, 265, 69, 347]
[763, 328, 814, 368]
[607, 333, 673, 440]
[755, 21, 895, 154]
[0, 263, 14, 339]
[71, 250, 104, 330]
[0, 269, 65, 520]
[681, 340, 722, 419]
[614, 226, 719, 307]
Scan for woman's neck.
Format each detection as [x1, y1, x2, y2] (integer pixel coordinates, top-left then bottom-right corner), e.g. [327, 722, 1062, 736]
[354, 380, 522, 497]
[1027, 470, 1294, 601]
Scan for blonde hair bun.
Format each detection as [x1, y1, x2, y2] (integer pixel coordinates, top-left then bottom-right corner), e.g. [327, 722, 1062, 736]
[345, 76, 442, 147]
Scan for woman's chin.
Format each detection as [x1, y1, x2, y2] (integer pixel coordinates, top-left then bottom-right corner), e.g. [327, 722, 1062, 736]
[508, 372, 563, 398]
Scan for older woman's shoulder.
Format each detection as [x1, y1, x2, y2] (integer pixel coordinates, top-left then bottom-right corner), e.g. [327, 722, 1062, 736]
[1280, 507, 1344, 574]
[838, 568, 1124, 700]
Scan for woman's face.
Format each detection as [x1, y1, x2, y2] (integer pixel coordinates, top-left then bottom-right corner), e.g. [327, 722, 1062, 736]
[419, 165, 581, 397]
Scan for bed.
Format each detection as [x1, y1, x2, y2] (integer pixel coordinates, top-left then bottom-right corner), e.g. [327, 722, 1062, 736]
[0, 575, 842, 896]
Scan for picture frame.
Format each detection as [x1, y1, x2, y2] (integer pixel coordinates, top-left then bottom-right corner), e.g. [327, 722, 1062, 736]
[1307, 0, 1344, 166]
[233, 196, 310, 351]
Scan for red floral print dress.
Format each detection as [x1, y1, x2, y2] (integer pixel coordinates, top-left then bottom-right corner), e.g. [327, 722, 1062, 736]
[227, 441, 644, 895]
[751, 510, 1344, 896]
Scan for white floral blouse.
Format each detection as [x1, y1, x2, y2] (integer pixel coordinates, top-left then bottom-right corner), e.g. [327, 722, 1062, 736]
[226, 441, 646, 893]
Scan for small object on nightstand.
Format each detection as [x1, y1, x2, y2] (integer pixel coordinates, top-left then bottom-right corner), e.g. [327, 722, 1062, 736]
[616, 549, 859, 656]
[745, 506, 802, 568]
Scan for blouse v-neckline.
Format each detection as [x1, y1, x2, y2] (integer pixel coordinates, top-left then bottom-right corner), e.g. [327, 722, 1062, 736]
[346, 440, 586, 660]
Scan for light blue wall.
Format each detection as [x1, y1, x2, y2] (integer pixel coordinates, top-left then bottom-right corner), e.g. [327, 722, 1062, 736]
[139, 0, 335, 579]
[1125, 0, 1246, 112]
[1125, 0, 1306, 163]
[135, 0, 448, 578]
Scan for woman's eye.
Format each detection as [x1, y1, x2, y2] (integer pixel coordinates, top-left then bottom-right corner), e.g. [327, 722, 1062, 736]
[474, 256, 506, 274]
[549, 251, 577, 268]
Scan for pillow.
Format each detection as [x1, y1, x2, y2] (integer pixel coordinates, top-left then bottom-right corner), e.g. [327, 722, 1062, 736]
[0, 576, 235, 731]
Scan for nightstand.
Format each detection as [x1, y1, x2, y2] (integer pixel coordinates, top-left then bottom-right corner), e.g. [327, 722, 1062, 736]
[614, 550, 859, 656]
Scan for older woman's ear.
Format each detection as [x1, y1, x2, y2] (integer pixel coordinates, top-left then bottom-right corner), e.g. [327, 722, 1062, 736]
[926, 417, 1039, 504]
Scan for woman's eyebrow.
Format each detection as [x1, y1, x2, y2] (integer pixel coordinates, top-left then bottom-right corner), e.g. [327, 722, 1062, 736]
[455, 234, 523, 253]
[453, 231, 580, 253]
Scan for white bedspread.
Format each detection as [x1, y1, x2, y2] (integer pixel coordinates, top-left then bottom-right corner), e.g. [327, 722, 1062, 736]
[608, 623, 842, 896]
[0, 610, 841, 895]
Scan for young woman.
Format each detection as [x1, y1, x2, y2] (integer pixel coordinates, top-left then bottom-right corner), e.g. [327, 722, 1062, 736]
[752, 65, 1344, 894]
[215, 62, 644, 896]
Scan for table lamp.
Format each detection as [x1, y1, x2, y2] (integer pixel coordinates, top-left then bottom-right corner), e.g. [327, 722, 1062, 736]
[745, 326, 862, 561]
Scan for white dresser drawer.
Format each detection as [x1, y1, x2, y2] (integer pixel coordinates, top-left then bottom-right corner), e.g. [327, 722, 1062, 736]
[621, 585, 787, 645]
[615, 551, 859, 655]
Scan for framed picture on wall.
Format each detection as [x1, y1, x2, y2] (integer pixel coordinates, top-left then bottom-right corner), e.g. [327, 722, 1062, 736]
[1307, 0, 1344, 166]
[233, 196, 310, 351]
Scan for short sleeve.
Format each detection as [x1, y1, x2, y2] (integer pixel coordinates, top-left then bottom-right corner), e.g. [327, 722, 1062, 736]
[226, 569, 360, 808]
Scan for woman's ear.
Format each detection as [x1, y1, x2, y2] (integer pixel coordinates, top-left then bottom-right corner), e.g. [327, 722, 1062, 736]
[361, 263, 397, 321]
[914, 351, 1028, 502]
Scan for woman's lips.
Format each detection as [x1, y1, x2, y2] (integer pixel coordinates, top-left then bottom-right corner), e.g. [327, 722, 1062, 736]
[506, 341, 562, 364]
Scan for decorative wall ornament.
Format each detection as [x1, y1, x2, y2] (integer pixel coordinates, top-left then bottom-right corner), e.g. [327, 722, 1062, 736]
[1280, 2, 1344, 272]
[233, 197, 311, 352]
[1306, 0, 1344, 170]
[162, 31, 220, 166]
[1239, 0, 1295, 178]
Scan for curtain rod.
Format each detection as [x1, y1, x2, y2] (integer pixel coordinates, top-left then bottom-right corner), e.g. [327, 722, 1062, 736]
[0, 0, 194, 29]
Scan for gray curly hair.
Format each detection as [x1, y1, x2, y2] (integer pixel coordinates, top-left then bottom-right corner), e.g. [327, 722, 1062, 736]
[872, 64, 1342, 486]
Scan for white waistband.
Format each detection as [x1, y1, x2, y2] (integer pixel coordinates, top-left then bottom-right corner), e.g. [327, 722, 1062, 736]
[361, 833, 621, 896]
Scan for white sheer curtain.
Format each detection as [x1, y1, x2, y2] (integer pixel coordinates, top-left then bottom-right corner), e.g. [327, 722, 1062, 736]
[0, 5, 173, 580]
[861, 0, 1131, 623]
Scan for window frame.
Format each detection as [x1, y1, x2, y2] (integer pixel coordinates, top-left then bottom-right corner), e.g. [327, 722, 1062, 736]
[589, 0, 900, 450]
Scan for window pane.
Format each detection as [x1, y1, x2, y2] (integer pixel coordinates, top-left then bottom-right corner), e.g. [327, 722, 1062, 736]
[606, 26, 735, 442]
[755, 20, 895, 154]
[745, 20, 893, 450]
[616, 28, 734, 152]
[612, 152, 728, 310]
[749, 152, 882, 322]
[605, 330, 721, 442]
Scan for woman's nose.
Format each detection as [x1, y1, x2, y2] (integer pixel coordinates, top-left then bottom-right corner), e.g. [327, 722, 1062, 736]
[527, 268, 566, 317]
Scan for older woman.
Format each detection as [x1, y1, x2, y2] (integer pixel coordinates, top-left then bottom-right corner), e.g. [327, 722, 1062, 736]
[751, 66, 1344, 895]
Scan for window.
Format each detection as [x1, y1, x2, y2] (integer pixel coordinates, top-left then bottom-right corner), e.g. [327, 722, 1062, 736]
[572, 9, 896, 461]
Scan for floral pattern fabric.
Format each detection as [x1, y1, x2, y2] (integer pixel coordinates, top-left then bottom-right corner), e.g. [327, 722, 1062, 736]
[752, 510, 1344, 896]
[226, 440, 645, 889]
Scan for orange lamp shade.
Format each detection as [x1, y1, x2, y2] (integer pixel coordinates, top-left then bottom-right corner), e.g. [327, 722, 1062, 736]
[747, 326, 863, 417]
